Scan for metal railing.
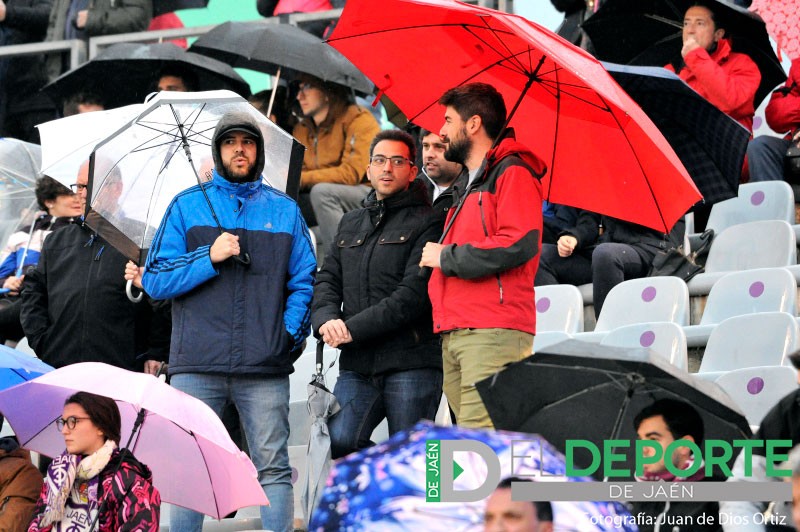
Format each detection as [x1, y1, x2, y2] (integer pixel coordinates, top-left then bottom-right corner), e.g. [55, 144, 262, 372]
[0, 1, 513, 79]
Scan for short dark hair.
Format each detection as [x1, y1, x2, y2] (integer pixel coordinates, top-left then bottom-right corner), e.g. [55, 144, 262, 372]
[36, 175, 73, 211]
[65, 391, 121, 445]
[789, 349, 800, 369]
[438, 83, 507, 141]
[62, 91, 104, 117]
[369, 129, 416, 162]
[690, 2, 723, 30]
[495, 477, 553, 523]
[157, 64, 199, 92]
[633, 398, 704, 445]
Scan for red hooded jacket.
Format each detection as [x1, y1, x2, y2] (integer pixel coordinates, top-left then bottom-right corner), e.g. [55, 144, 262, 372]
[667, 38, 761, 131]
[428, 131, 545, 335]
[765, 58, 800, 137]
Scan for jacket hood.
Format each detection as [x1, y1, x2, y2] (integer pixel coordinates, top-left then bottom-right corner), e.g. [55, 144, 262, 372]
[211, 110, 265, 182]
[485, 128, 548, 180]
[111, 449, 154, 482]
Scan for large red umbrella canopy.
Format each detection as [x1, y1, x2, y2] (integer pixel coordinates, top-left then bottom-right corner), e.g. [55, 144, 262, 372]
[328, 0, 701, 232]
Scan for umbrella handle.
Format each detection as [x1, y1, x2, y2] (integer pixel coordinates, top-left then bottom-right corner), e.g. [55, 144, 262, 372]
[126, 279, 144, 303]
[233, 252, 251, 266]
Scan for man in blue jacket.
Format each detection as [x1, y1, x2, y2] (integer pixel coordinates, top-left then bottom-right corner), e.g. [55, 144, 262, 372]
[142, 110, 316, 532]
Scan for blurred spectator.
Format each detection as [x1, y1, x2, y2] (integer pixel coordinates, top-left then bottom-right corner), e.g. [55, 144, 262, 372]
[535, 210, 684, 317]
[257, 0, 334, 38]
[292, 74, 380, 249]
[665, 2, 760, 132]
[631, 399, 722, 532]
[0, 0, 57, 144]
[484, 477, 554, 532]
[312, 130, 443, 459]
[747, 58, 800, 182]
[418, 129, 463, 203]
[249, 86, 298, 134]
[147, 12, 187, 48]
[20, 160, 169, 373]
[0, 176, 80, 345]
[542, 201, 579, 245]
[155, 64, 198, 93]
[43, 0, 152, 81]
[61, 89, 103, 116]
[0, 417, 42, 532]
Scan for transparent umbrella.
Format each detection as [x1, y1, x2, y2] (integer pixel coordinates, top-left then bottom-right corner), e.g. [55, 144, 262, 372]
[0, 138, 40, 254]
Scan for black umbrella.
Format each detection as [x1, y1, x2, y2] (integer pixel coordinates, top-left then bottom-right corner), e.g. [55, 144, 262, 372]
[42, 42, 251, 109]
[475, 340, 752, 480]
[605, 62, 750, 205]
[154, 0, 209, 17]
[582, 0, 786, 107]
[188, 21, 374, 96]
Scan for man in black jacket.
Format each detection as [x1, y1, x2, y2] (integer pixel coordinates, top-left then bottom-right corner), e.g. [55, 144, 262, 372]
[311, 129, 443, 458]
[20, 160, 168, 373]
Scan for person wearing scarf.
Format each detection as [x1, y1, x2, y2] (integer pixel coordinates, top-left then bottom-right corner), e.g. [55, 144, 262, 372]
[27, 392, 160, 532]
[629, 399, 722, 532]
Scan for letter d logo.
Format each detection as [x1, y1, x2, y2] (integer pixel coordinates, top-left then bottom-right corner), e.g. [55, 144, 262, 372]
[440, 440, 500, 502]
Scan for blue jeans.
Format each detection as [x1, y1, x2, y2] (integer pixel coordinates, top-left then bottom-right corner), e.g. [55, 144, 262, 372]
[748, 135, 791, 182]
[329, 368, 442, 459]
[169, 373, 292, 532]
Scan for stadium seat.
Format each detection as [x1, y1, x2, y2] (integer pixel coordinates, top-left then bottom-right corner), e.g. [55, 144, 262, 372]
[684, 268, 797, 347]
[714, 365, 798, 428]
[600, 322, 688, 370]
[535, 284, 584, 333]
[697, 312, 799, 379]
[573, 276, 690, 343]
[534, 331, 572, 352]
[687, 181, 795, 249]
[687, 220, 796, 296]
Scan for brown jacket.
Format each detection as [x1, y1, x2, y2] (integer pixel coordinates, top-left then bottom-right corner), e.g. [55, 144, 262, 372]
[0, 440, 42, 532]
[293, 104, 381, 190]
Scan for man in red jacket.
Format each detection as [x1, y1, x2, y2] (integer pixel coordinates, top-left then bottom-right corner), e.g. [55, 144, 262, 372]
[420, 82, 546, 429]
[748, 58, 800, 182]
[666, 2, 760, 132]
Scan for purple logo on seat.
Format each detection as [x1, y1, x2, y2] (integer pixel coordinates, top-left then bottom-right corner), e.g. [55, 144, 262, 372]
[641, 286, 657, 302]
[746, 377, 764, 395]
[751, 191, 765, 206]
[536, 297, 551, 313]
[291, 466, 299, 484]
[640, 330, 656, 347]
[749, 281, 765, 298]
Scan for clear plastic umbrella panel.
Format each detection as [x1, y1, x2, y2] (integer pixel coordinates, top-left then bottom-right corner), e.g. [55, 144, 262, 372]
[0, 138, 40, 254]
[87, 90, 304, 264]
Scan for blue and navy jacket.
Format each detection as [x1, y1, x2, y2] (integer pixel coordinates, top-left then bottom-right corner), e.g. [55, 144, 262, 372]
[142, 171, 316, 377]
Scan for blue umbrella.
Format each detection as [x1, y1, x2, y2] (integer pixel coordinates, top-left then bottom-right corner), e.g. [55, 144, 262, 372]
[309, 420, 634, 531]
[0, 344, 54, 391]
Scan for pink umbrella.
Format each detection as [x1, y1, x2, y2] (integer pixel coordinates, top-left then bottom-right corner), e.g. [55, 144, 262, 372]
[0, 362, 268, 519]
[751, 0, 800, 60]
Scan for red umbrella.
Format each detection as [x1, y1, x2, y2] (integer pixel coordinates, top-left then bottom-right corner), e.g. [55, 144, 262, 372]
[751, 0, 799, 60]
[327, 0, 701, 232]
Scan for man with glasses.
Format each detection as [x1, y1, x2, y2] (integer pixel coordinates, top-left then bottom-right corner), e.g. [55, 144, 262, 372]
[20, 160, 168, 375]
[312, 129, 443, 457]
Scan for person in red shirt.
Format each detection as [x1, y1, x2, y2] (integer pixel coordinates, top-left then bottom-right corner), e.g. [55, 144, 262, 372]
[666, 3, 761, 132]
[747, 58, 800, 182]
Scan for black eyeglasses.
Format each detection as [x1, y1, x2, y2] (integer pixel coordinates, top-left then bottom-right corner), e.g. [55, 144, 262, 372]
[370, 155, 413, 168]
[56, 416, 91, 430]
[70, 183, 88, 192]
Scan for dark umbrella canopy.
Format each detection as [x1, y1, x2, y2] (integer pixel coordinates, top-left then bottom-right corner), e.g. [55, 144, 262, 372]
[605, 62, 750, 205]
[476, 340, 752, 480]
[189, 21, 374, 96]
[154, 0, 209, 17]
[582, 0, 786, 107]
[42, 42, 251, 109]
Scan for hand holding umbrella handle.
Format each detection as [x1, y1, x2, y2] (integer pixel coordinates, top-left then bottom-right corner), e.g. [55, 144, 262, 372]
[232, 252, 251, 266]
[126, 279, 144, 303]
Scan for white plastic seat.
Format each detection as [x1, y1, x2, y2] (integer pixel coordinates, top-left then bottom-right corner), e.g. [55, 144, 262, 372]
[535, 284, 584, 333]
[578, 283, 593, 306]
[688, 181, 795, 247]
[600, 322, 688, 370]
[714, 365, 798, 427]
[698, 312, 800, 379]
[684, 268, 797, 347]
[573, 276, 689, 343]
[534, 331, 572, 352]
[687, 220, 796, 296]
